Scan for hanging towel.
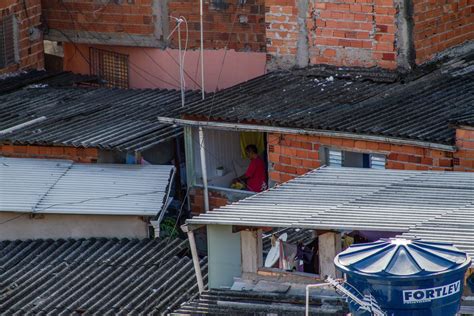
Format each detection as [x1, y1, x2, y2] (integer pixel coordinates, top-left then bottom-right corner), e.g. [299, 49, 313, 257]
[240, 132, 265, 158]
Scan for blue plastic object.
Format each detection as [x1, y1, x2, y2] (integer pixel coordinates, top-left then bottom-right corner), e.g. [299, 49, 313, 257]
[334, 238, 471, 316]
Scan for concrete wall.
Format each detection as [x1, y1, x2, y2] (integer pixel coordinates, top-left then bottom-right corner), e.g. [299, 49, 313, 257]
[1, 0, 44, 74]
[63, 43, 267, 92]
[207, 224, 242, 288]
[0, 212, 148, 240]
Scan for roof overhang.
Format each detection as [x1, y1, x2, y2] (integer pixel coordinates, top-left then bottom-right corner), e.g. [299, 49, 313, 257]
[157, 116, 456, 152]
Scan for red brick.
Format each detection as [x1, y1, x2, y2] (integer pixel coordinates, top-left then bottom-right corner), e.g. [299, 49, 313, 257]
[269, 171, 281, 182]
[387, 161, 405, 169]
[354, 140, 367, 149]
[439, 159, 453, 167]
[296, 149, 309, 159]
[280, 156, 292, 164]
[280, 173, 295, 182]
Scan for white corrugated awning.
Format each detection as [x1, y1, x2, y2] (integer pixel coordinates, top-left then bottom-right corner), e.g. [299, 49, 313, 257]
[187, 167, 474, 264]
[0, 157, 174, 216]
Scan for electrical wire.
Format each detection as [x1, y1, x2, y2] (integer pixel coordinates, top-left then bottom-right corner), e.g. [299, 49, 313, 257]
[0, 213, 27, 225]
[59, 1, 198, 90]
[206, 9, 241, 120]
[58, 2, 181, 89]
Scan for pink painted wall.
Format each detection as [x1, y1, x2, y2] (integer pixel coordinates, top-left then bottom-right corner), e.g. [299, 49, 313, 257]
[63, 43, 267, 92]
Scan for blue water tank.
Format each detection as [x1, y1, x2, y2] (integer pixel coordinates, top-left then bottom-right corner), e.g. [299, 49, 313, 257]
[334, 238, 471, 316]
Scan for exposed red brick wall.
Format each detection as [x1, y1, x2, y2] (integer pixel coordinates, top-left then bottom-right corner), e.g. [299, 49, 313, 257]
[266, 0, 473, 69]
[413, 0, 474, 64]
[0, 0, 44, 74]
[265, 0, 299, 58]
[190, 187, 230, 214]
[454, 128, 474, 172]
[268, 133, 455, 183]
[42, 0, 155, 37]
[266, 0, 399, 69]
[308, 0, 398, 69]
[0, 144, 99, 163]
[42, 0, 266, 51]
[169, 0, 266, 51]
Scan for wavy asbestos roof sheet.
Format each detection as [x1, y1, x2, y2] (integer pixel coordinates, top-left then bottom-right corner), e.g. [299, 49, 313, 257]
[0, 238, 208, 315]
[180, 53, 474, 145]
[0, 157, 174, 216]
[0, 86, 199, 152]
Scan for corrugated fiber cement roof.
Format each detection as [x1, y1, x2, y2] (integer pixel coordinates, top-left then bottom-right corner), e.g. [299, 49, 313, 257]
[0, 157, 174, 216]
[0, 237, 208, 315]
[187, 167, 474, 264]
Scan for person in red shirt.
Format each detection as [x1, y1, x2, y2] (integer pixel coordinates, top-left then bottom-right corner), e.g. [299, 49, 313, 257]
[234, 144, 267, 192]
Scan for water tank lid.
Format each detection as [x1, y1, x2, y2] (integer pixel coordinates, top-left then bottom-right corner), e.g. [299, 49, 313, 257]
[335, 238, 470, 277]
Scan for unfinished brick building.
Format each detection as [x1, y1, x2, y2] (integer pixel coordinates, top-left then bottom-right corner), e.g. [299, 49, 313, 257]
[41, 0, 267, 91]
[0, 0, 44, 74]
[266, 0, 474, 70]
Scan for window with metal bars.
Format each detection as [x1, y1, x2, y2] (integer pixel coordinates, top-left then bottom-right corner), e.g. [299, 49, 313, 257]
[0, 14, 19, 68]
[325, 148, 386, 169]
[89, 47, 129, 88]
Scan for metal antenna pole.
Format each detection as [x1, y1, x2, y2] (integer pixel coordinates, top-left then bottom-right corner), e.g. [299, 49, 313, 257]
[177, 19, 185, 107]
[200, 0, 205, 99]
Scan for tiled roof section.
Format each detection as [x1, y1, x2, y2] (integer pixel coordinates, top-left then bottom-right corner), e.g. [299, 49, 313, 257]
[181, 53, 474, 145]
[0, 70, 98, 94]
[0, 238, 208, 315]
[172, 289, 348, 315]
[0, 87, 199, 152]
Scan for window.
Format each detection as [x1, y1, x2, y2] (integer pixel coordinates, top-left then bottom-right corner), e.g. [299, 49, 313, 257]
[325, 149, 386, 169]
[89, 47, 129, 88]
[0, 14, 19, 68]
[210, 0, 228, 10]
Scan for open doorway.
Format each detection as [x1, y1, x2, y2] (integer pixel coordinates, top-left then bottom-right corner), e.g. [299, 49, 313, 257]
[191, 128, 268, 193]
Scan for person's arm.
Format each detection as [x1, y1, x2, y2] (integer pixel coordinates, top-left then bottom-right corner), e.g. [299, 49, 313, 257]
[234, 160, 255, 183]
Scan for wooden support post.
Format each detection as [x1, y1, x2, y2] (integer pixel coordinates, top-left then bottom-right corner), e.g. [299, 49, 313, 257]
[241, 229, 263, 273]
[183, 225, 205, 294]
[318, 231, 342, 278]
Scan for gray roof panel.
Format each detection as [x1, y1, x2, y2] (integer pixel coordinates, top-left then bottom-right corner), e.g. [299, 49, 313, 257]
[187, 167, 474, 264]
[0, 86, 199, 152]
[0, 237, 208, 315]
[0, 157, 174, 216]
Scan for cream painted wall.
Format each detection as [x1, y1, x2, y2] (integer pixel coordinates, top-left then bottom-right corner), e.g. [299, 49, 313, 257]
[64, 43, 267, 92]
[0, 212, 148, 240]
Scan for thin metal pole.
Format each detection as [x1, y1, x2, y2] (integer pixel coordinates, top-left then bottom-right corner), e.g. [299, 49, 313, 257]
[178, 19, 185, 107]
[187, 229, 205, 294]
[305, 283, 330, 316]
[198, 127, 210, 212]
[199, 0, 205, 99]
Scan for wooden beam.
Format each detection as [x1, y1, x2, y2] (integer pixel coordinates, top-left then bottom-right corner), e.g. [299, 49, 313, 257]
[241, 229, 263, 274]
[318, 232, 342, 278]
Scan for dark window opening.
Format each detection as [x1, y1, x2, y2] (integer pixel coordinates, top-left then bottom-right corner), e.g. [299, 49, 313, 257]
[0, 14, 19, 68]
[89, 47, 129, 88]
[210, 0, 229, 10]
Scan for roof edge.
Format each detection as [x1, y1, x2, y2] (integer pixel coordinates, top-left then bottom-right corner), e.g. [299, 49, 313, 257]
[157, 117, 456, 152]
